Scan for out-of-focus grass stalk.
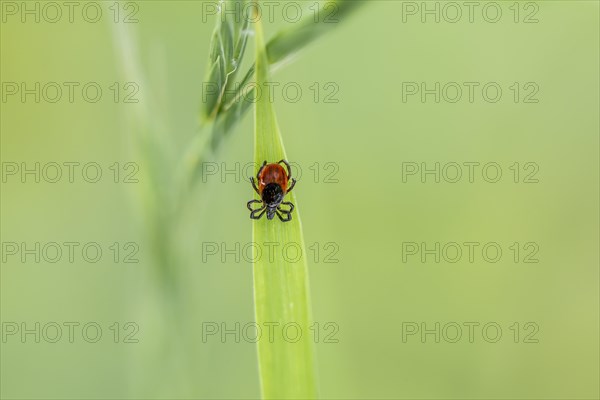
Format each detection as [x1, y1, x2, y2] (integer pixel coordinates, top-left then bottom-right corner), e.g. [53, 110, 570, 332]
[109, 21, 180, 293]
[252, 14, 316, 399]
[109, 19, 199, 397]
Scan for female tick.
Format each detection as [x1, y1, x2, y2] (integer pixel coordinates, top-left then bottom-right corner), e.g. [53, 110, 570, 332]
[247, 159, 296, 222]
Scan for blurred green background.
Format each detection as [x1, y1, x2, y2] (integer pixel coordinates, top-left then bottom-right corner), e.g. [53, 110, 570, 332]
[1, 1, 598, 399]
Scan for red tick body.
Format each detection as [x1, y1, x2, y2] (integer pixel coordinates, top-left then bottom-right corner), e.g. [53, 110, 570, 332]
[257, 163, 289, 195]
[248, 160, 296, 222]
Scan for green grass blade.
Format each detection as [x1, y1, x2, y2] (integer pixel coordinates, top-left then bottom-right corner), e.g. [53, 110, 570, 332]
[252, 15, 317, 400]
[266, 0, 364, 68]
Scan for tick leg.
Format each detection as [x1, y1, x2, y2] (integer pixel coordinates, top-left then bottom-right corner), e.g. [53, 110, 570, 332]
[256, 161, 267, 181]
[278, 159, 292, 179]
[277, 202, 294, 222]
[250, 206, 267, 220]
[250, 177, 260, 194]
[247, 199, 264, 211]
[286, 178, 296, 193]
[278, 201, 294, 214]
[276, 210, 292, 222]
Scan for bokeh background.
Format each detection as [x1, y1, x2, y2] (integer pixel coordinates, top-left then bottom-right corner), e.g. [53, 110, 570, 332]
[1, 1, 598, 399]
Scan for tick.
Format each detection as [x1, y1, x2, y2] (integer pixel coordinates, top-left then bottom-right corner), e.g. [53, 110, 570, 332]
[247, 159, 296, 222]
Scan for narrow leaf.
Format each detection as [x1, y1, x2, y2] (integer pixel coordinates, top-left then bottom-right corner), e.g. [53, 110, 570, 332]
[266, 0, 364, 68]
[252, 14, 317, 400]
